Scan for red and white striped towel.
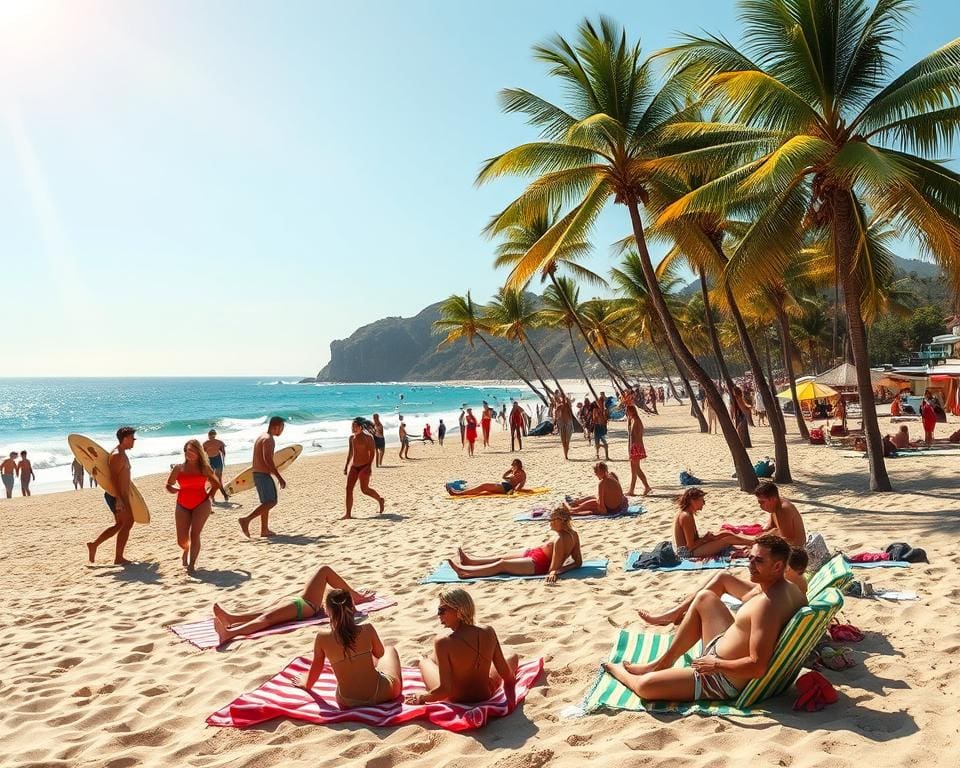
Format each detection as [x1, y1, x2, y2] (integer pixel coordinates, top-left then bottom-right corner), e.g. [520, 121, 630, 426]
[206, 656, 544, 732]
[167, 595, 397, 650]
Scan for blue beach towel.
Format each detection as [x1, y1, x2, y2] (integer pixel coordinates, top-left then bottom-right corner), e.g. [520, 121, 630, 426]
[624, 551, 745, 572]
[421, 559, 608, 584]
[515, 505, 643, 522]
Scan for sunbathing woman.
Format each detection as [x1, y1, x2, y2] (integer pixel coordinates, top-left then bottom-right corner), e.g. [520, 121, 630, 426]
[448, 506, 582, 583]
[296, 589, 402, 707]
[564, 462, 628, 515]
[447, 459, 526, 496]
[213, 564, 374, 644]
[406, 587, 518, 707]
[674, 487, 756, 558]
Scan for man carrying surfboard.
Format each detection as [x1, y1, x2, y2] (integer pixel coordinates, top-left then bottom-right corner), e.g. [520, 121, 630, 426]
[86, 426, 137, 564]
[343, 417, 385, 519]
[238, 416, 286, 538]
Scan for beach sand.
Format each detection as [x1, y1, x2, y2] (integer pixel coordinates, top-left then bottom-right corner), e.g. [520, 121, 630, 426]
[2, 402, 957, 767]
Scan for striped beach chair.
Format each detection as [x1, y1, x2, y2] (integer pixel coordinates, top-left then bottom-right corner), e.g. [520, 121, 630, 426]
[805, 554, 854, 599]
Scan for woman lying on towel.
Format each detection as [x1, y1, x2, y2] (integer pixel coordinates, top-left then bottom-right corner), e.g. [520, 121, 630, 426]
[674, 488, 757, 558]
[447, 506, 582, 583]
[564, 462, 628, 515]
[446, 459, 526, 496]
[212, 564, 374, 644]
[406, 587, 518, 706]
[296, 589, 402, 707]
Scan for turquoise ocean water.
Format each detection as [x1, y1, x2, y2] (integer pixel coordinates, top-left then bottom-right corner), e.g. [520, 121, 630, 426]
[0, 378, 531, 493]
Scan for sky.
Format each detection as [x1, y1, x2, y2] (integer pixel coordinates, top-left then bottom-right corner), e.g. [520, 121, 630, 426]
[2, 0, 957, 377]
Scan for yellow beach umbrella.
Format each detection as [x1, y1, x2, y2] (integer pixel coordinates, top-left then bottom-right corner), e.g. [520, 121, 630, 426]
[776, 380, 840, 402]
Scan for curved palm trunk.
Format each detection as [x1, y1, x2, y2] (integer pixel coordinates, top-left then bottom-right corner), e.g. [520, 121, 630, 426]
[633, 352, 658, 413]
[834, 192, 891, 491]
[626, 202, 757, 490]
[772, 302, 809, 440]
[476, 333, 549, 406]
[699, 269, 750, 448]
[665, 341, 708, 431]
[520, 339, 554, 398]
[651, 344, 684, 403]
[528, 337, 565, 397]
[600, 338, 632, 393]
[567, 326, 599, 400]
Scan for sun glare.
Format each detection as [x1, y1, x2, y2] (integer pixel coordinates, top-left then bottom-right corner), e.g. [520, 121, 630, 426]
[0, 0, 67, 73]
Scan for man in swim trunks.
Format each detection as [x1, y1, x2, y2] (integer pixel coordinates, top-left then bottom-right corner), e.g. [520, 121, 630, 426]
[437, 419, 446, 446]
[626, 401, 651, 496]
[603, 534, 806, 702]
[1, 451, 18, 498]
[203, 429, 228, 501]
[86, 426, 137, 564]
[754, 482, 806, 547]
[509, 401, 525, 451]
[238, 416, 286, 538]
[398, 420, 412, 460]
[343, 417, 385, 519]
[447, 459, 526, 497]
[593, 396, 609, 460]
[72, 458, 85, 490]
[17, 451, 35, 496]
[565, 462, 627, 516]
[371, 413, 386, 467]
[554, 391, 574, 460]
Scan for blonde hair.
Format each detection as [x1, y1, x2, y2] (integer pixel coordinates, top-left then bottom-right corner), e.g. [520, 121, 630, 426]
[438, 587, 475, 625]
[550, 505, 573, 532]
[184, 439, 215, 477]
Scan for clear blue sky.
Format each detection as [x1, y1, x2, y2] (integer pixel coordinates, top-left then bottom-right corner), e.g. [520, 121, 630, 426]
[2, 0, 956, 376]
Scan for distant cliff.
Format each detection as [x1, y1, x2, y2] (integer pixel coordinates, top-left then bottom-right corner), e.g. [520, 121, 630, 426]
[314, 299, 599, 383]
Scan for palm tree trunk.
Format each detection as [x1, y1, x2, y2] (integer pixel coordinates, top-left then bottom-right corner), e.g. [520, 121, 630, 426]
[834, 192, 891, 491]
[665, 340, 708, 431]
[633, 352, 658, 413]
[772, 302, 809, 440]
[626, 202, 754, 487]
[528, 336, 565, 397]
[567, 326, 599, 400]
[520, 339, 553, 398]
[633, 351, 655, 389]
[651, 344, 683, 403]
[600, 338, 631, 393]
[476, 333, 549, 406]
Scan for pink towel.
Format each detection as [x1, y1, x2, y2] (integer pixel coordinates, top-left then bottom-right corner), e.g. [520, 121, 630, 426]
[206, 656, 544, 732]
[846, 552, 890, 563]
[721, 523, 764, 536]
[168, 595, 397, 650]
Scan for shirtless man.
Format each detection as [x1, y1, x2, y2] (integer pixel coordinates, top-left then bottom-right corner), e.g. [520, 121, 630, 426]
[673, 488, 755, 558]
[238, 416, 286, 538]
[554, 391, 574, 460]
[593, 395, 609, 460]
[447, 459, 526, 497]
[754, 482, 805, 547]
[398, 420, 412, 460]
[17, 451, 35, 496]
[72, 458, 85, 490]
[626, 402, 651, 496]
[371, 413, 386, 467]
[892, 425, 920, 450]
[202, 429, 228, 501]
[565, 462, 627, 516]
[407, 587, 518, 707]
[1, 452, 17, 498]
[343, 417, 385, 519]
[86, 426, 137, 564]
[603, 534, 806, 702]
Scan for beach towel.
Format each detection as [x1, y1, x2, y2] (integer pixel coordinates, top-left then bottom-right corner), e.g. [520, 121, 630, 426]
[846, 551, 890, 562]
[580, 587, 844, 717]
[845, 559, 909, 569]
[420, 559, 608, 584]
[444, 484, 551, 499]
[207, 656, 544, 732]
[721, 523, 764, 536]
[624, 551, 742, 572]
[515, 504, 643, 522]
[168, 595, 397, 650]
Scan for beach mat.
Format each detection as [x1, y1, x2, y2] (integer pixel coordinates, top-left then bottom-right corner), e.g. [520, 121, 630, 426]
[445, 486, 551, 499]
[168, 595, 397, 650]
[846, 559, 910, 569]
[624, 551, 743, 572]
[206, 656, 544, 732]
[421, 559, 608, 584]
[515, 505, 643, 522]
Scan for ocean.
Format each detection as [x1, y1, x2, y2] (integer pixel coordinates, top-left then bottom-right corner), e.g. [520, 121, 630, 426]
[0, 378, 533, 494]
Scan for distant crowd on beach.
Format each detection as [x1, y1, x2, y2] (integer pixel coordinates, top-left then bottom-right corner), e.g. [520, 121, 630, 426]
[1, 450, 36, 498]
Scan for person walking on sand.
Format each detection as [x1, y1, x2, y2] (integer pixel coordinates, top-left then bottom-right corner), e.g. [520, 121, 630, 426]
[166, 439, 225, 572]
[481, 401, 493, 448]
[343, 417, 385, 519]
[86, 426, 137, 564]
[554, 390, 574, 460]
[465, 408, 478, 457]
[238, 416, 286, 538]
[2, 451, 18, 498]
[203, 429, 228, 502]
[72, 458, 85, 490]
[437, 419, 446, 447]
[627, 402, 651, 496]
[499, 404, 507, 430]
[509, 401, 525, 452]
[458, 408, 467, 448]
[372, 413, 386, 467]
[17, 450, 35, 496]
[921, 394, 937, 447]
[593, 398, 609, 461]
[398, 420, 412, 460]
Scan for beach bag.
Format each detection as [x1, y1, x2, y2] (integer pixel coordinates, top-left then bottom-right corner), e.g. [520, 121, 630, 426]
[884, 542, 929, 564]
[679, 470, 702, 486]
[830, 425, 847, 437]
[809, 428, 825, 445]
[633, 541, 681, 569]
[753, 458, 775, 478]
[805, 532, 832, 575]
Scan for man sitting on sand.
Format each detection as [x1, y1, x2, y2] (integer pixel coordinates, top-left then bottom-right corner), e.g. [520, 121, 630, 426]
[212, 564, 374, 645]
[754, 482, 806, 547]
[565, 462, 628, 516]
[602, 534, 806, 702]
[447, 459, 526, 496]
[637, 547, 809, 627]
[674, 488, 757, 558]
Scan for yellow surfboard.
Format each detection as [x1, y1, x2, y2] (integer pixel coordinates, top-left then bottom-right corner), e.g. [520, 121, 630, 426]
[225, 444, 303, 496]
[67, 434, 150, 524]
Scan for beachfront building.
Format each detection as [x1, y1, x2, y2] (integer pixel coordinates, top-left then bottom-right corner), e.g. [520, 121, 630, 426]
[880, 322, 960, 415]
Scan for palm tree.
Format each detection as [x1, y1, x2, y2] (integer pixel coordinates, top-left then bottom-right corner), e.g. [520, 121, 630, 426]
[540, 278, 600, 400]
[478, 17, 760, 490]
[579, 298, 634, 392]
[433, 292, 549, 405]
[659, 0, 960, 490]
[485, 288, 556, 398]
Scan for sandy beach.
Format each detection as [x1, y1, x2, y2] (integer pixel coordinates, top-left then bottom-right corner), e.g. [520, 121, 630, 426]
[3, 402, 958, 768]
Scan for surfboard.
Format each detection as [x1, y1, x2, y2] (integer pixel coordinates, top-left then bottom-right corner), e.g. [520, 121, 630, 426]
[225, 444, 303, 496]
[67, 434, 150, 524]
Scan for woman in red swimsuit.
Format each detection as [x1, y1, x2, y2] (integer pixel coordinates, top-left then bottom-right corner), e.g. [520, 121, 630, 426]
[480, 402, 493, 448]
[465, 408, 479, 457]
[446, 507, 582, 583]
[165, 439, 226, 572]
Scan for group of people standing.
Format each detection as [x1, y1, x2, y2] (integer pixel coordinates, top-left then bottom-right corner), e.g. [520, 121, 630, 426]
[1, 451, 35, 498]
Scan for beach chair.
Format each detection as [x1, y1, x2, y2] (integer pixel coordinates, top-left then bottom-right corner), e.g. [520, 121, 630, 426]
[805, 554, 854, 599]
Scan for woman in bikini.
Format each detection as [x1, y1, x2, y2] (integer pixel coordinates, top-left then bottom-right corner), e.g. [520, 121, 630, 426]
[673, 487, 756, 558]
[165, 439, 226, 573]
[446, 507, 582, 583]
[296, 589, 402, 708]
[406, 588, 518, 707]
[446, 459, 526, 497]
[212, 565, 374, 645]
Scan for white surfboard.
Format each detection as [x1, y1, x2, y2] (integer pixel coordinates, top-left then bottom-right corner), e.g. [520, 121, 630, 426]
[67, 434, 150, 524]
[225, 444, 303, 496]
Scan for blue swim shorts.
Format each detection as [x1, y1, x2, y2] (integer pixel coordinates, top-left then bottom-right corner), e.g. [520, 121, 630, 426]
[253, 472, 277, 504]
[1, 474, 13, 492]
[104, 492, 118, 514]
[209, 454, 224, 471]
